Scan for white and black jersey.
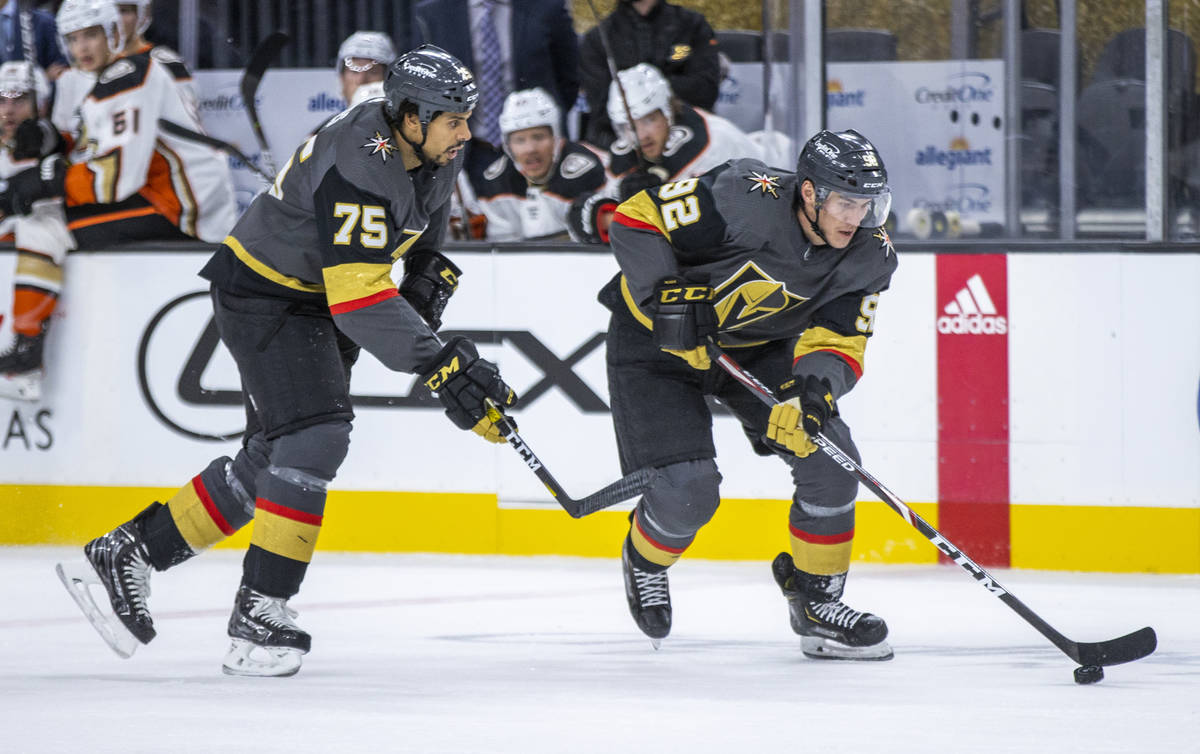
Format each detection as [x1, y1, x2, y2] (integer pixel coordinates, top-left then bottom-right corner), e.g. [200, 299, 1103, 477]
[466, 141, 607, 240]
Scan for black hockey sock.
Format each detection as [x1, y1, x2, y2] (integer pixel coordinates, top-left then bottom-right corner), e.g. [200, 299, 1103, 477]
[136, 502, 195, 571]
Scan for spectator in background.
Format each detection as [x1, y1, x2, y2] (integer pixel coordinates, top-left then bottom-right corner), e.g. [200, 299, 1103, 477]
[0, 0, 69, 78]
[0, 60, 73, 401]
[335, 30, 395, 108]
[580, 0, 720, 148]
[411, 0, 578, 148]
[463, 87, 606, 240]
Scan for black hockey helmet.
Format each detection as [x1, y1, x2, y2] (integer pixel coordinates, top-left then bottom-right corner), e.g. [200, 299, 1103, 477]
[796, 129, 891, 228]
[384, 44, 479, 129]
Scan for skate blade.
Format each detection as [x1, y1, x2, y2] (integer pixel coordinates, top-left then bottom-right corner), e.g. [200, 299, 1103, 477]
[55, 561, 139, 659]
[222, 638, 304, 677]
[801, 635, 894, 661]
[0, 371, 42, 401]
[650, 637, 662, 650]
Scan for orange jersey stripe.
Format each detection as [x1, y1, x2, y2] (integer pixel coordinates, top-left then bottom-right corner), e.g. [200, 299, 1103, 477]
[67, 206, 160, 230]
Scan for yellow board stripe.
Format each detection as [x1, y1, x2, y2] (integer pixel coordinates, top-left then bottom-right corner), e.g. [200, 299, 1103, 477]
[793, 326, 867, 375]
[224, 235, 325, 294]
[2, 485, 1195, 574]
[250, 506, 322, 563]
[322, 262, 396, 308]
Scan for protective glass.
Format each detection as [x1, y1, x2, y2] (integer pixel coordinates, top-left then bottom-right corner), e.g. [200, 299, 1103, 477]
[817, 186, 893, 228]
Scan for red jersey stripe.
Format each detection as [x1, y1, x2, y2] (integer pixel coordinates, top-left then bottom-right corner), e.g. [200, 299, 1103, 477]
[329, 287, 399, 315]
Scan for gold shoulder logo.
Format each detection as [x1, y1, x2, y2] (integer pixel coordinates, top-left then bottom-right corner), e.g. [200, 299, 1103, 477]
[713, 261, 808, 330]
[873, 227, 895, 257]
[671, 44, 692, 61]
[744, 171, 780, 198]
[362, 131, 397, 161]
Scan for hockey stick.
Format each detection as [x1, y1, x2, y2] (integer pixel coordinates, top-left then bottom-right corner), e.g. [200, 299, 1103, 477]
[706, 340, 1158, 668]
[484, 401, 655, 518]
[581, 0, 661, 177]
[240, 31, 289, 179]
[158, 118, 273, 182]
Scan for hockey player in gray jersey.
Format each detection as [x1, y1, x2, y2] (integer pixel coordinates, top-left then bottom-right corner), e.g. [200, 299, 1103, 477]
[56, 45, 519, 677]
[600, 129, 897, 659]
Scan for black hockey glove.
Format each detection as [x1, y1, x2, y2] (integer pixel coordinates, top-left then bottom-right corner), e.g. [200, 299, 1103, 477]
[398, 251, 462, 331]
[13, 118, 63, 161]
[0, 155, 66, 217]
[618, 168, 667, 202]
[764, 375, 836, 459]
[420, 337, 519, 444]
[650, 277, 716, 370]
[566, 192, 618, 244]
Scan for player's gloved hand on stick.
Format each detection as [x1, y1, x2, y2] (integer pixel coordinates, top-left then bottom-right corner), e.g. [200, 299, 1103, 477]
[650, 277, 716, 370]
[398, 251, 462, 331]
[0, 155, 66, 217]
[566, 192, 618, 244]
[618, 167, 667, 202]
[765, 375, 836, 458]
[420, 337, 519, 443]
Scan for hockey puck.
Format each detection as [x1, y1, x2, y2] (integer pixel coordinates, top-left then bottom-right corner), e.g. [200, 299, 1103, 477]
[1073, 664, 1104, 684]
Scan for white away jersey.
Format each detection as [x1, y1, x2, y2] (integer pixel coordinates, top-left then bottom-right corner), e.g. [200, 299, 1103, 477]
[63, 53, 236, 242]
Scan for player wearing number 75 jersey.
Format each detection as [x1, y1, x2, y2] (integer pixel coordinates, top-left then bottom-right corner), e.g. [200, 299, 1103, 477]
[56, 45, 520, 678]
[599, 129, 900, 660]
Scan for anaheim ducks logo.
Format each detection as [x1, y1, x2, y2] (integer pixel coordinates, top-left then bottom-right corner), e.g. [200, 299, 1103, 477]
[713, 261, 807, 330]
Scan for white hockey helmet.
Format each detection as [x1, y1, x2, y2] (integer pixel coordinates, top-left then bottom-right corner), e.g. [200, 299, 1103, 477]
[336, 31, 396, 73]
[499, 87, 562, 168]
[57, 0, 126, 58]
[122, 0, 154, 36]
[0, 61, 51, 111]
[607, 63, 672, 128]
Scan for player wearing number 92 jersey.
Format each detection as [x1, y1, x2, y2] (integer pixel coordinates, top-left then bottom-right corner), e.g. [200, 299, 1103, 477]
[600, 130, 902, 661]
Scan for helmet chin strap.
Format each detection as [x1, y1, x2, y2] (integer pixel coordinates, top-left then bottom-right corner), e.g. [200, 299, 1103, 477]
[391, 109, 433, 167]
[801, 192, 831, 246]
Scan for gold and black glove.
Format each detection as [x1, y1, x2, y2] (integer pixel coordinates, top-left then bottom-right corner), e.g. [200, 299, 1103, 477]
[420, 337, 518, 443]
[398, 251, 461, 331]
[765, 375, 836, 458]
[650, 277, 717, 370]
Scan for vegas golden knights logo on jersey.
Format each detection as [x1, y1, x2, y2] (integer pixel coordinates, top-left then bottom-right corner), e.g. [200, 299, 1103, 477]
[713, 261, 808, 330]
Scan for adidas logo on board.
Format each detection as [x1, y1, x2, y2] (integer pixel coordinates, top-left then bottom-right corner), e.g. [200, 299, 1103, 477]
[937, 274, 1007, 334]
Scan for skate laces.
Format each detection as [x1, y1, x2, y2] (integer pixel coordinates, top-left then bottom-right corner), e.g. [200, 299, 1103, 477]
[116, 532, 153, 615]
[807, 599, 863, 629]
[632, 568, 670, 608]
[247, 592, 301, 630]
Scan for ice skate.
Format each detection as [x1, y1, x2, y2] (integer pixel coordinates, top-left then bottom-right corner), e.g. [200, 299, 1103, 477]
[222, 585, 311, 677]
[622, 538, 671, 648]
[56, 519, 157, 658]
[771, 552, 892, 661]
[0, 331, 45, 401]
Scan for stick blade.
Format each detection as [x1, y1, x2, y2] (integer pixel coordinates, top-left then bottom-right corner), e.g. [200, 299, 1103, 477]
[566, 468, 655, 518]
[1071, 626, 1157, 667]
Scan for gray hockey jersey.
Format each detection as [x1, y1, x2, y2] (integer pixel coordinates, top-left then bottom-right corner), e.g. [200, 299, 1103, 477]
[200, 102, 461, 373]
[603, 158, 898, 399]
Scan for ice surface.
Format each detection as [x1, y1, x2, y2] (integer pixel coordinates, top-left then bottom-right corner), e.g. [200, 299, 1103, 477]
[1, 547, 1195, 753]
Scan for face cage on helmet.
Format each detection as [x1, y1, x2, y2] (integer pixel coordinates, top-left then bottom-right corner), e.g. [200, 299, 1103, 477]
[812, 184, 893, 229]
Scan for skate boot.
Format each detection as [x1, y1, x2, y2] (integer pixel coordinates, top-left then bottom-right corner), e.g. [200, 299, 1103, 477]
[222, 585, 311, 677]
[622, 538, 671, 648]
[56, 505, 159, 658]
[0, 331, 46, 401]
[771, 552, 892, 661]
